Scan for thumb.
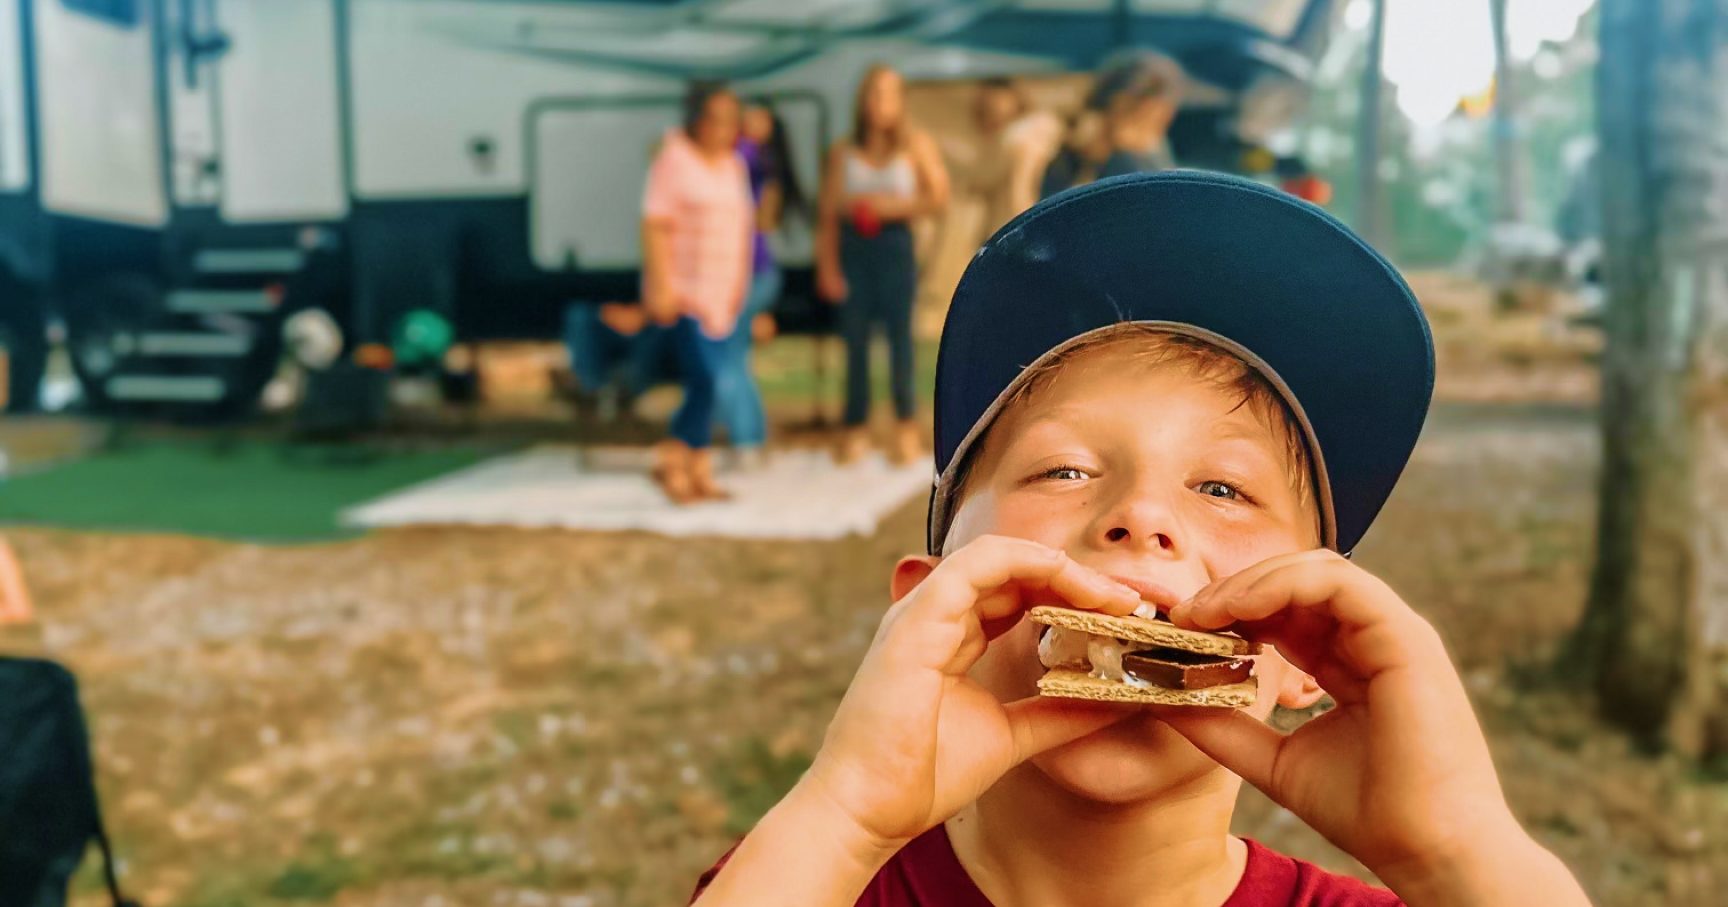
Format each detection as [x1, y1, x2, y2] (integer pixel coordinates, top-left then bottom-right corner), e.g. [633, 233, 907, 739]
[1003, 696, 1138, 763]
[1156, 708, 1284, 793]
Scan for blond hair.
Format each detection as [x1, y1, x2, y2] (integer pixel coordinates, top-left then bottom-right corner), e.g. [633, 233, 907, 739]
[851, 63, 909, 151]
[950, 324, 1317, 522]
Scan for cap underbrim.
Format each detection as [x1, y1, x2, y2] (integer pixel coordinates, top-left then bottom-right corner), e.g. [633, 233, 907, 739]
[928, 321, 1336, 554]
[928, 170, 1433, 556]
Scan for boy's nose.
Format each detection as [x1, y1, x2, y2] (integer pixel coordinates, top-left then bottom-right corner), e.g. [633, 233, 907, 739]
[1094, 495, 1182, 558]
[1103, 524, 1176, 554]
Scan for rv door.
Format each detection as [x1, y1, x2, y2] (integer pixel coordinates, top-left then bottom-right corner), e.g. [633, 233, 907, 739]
[529, 94, 822, 272]
[208, 0, 345, 222]
[0, 0, 28, 198]
[32, 0, 167, 226]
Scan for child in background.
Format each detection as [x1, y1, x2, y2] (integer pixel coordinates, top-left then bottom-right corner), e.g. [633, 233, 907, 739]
[719, 102, 808, 468]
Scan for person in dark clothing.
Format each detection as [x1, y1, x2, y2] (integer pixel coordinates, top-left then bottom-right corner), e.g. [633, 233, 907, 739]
[1040, 50, 1185, 198]
[562, 301, 672, 421]
[816, 63, 951, 466]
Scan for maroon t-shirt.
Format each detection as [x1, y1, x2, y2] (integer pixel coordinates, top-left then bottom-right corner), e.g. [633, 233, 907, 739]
[690, 824, 1403, 906]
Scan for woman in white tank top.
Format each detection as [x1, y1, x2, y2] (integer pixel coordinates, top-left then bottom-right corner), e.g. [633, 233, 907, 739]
[817, 64, 951, 465]
[842, 151, 919, 201]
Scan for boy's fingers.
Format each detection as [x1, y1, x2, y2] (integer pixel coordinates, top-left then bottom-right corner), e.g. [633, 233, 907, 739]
[1176, 557, 1443, 686]
[1154, 707, 1284, 794]
[877, 539, 1139, 677]
[1177, 552, 1410, 636]
[1166, 553, 1295, 629]
[1002, 696, 1139, 763]
[917, 536, 1140, 626]
[1172, 551, 1335, 629]
[1238, 559, 1401, 628]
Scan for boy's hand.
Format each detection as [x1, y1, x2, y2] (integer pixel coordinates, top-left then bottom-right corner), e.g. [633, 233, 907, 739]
[1159, 550, 1586, 903]
[800, 536, 1142, 856]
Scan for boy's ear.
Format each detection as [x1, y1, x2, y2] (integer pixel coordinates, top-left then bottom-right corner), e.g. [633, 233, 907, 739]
[891, 555, 940, 603]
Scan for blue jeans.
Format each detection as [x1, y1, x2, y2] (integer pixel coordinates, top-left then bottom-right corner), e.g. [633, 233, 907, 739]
[715, 267, 781, 447]
[839, 225, 917, 426]
[563, 303, 670, 398]
[669, 316, 733, 449]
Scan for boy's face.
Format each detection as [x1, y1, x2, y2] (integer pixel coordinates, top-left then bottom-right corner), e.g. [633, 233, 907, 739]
[943, 349, 1322, 804]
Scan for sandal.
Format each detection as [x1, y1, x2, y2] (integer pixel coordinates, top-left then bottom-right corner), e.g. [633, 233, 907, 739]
[651, 440, 699, 505]
[834, 427, 872, 465]
[890, 419, 925, 466]
[688, 448, 732, 501]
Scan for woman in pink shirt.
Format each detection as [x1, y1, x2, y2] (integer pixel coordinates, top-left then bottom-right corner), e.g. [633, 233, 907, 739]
[642, 82, 755, 503]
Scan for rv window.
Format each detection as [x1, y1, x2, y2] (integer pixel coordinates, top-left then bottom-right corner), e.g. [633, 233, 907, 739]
[61, 0, 139, 27]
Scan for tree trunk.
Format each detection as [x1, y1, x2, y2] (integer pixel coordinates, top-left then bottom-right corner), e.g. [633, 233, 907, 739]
[1354, 0, 1387, 248]
[1488, 0, 1529, 224]
[1573, 0, 1728, 759]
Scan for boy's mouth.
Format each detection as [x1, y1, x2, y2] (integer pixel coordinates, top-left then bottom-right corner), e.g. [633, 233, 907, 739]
[1103, 574, 1184, 619]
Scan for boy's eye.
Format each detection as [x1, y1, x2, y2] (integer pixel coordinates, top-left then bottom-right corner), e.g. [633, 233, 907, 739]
[1037, 465, 1089, 482]
[1196, 480, 1243, 500]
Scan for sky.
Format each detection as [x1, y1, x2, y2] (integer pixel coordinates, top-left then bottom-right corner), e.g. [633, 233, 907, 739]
[1346, 0, 1596, 127]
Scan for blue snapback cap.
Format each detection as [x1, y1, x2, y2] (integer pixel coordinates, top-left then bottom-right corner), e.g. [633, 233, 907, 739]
[928, 170, 1434, 556]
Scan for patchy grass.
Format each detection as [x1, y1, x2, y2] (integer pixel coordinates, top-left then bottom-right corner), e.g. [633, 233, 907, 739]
[0, 437, 496, 541]
[266, 856, 360, 901]
[713, 737, 817, 837]
[13, 281, 1724, 907]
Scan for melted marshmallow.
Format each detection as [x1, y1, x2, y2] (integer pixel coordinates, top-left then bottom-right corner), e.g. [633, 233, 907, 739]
[1038, 626, 1156, 690]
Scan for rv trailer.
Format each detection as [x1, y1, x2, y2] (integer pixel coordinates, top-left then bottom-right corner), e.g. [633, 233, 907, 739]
[0, 0, 1339, 418]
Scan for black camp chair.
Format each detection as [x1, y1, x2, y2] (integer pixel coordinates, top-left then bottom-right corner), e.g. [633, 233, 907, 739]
[0, 657, 137, 907]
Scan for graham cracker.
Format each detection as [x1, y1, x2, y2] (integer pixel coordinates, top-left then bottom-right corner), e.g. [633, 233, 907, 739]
[1028, 606, 1258, 657]
[1037, 668, 1258, 708]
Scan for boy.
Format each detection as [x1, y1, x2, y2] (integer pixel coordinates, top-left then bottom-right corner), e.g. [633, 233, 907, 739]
[691, 172, 1591, 906]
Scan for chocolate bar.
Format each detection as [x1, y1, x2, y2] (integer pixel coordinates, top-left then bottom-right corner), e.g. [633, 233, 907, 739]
[1121, 649, 1251, 691]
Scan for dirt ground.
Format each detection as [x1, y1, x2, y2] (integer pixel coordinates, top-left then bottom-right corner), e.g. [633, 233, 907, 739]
[5, 275, 1724, 907]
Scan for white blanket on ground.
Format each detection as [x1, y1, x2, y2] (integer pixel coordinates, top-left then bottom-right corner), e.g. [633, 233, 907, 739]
[341, 445, 933, 540]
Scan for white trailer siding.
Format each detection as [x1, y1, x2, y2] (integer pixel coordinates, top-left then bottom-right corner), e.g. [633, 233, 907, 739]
[349, 0, 668, 200]
[213, 0, 346, 221]
[0, 0, 28, 193]
[528, 94, 823, 271]
[34, 0, 166, 225]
